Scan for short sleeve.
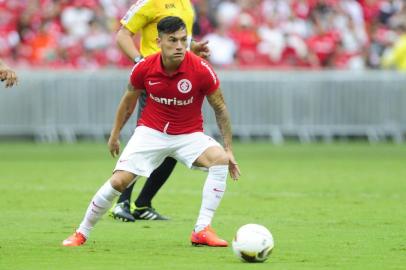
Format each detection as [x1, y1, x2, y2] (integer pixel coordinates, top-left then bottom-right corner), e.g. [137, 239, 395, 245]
[199, 59, 220, 95]
[120, 0, 152, 33]
[130, 60, 147, 89]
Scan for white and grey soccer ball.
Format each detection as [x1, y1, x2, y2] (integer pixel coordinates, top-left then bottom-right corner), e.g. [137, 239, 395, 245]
[232, 224, 274, 263]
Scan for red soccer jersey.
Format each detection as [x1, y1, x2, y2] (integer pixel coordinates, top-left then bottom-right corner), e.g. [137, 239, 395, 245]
[130, 51, 220, 135]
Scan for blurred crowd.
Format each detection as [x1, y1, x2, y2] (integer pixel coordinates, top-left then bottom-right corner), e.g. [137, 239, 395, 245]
[1, 0, 405, 70]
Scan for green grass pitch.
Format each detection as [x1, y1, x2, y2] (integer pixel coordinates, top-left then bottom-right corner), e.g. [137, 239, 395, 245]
[0, 142, 405, 270]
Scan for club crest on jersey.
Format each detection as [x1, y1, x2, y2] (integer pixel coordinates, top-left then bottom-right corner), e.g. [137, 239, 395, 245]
[177, 79, 192, 94]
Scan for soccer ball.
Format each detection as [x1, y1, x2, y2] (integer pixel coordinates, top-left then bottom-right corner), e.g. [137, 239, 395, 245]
[232, 224, 274, 263]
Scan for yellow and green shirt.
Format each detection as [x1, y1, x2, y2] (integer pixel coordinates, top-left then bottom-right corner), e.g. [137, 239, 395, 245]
[120, 0, 195, 57]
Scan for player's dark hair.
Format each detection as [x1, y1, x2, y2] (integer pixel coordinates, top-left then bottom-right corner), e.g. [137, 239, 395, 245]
[157, 16, 186, 36]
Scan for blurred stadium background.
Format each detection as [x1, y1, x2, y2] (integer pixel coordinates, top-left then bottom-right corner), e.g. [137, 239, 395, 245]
[1, 0, 406, 143]
[1, 0, 406, 142]
[1, 2, 406, 269]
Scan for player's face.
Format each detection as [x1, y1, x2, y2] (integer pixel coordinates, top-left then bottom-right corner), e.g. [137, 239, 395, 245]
[158, 28, 188, 63]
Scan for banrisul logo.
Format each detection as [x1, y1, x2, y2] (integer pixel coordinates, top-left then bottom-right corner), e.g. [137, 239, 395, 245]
[177, 79, 192, 94]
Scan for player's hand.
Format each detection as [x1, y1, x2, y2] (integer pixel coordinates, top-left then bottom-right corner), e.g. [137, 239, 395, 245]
[108, 136, 120, 157]
[191, 40, 210, 59]
[0, 69, 18, 88]
[226, 150, 240, 181]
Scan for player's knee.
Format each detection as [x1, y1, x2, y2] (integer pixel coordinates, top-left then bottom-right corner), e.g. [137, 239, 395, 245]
[109, 171, 135, 192]
[211, 151, 229, 166]
[196, 146, 229, 167]
[109, 177, 125, 192]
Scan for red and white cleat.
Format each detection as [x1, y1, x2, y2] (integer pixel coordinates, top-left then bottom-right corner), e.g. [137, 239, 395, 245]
[190, 226, 228, 247]
[62, 232, 87, 247]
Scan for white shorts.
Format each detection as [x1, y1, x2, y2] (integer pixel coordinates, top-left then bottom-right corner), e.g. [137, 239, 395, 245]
[114, 126, 222, 177]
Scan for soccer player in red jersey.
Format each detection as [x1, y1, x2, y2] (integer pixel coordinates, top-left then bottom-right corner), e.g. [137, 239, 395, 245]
[111, 0, 210, 222]
[0, 59, 18, 88]
[63, 16, 240, 247]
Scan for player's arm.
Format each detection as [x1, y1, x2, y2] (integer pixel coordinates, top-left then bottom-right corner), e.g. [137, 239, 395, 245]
[0, 59, 18, 88]
[207, 89, 240, 180]
[108, 83, 142, 157]
[116, 0, 151, 62]
[116, 27, 143, 62]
